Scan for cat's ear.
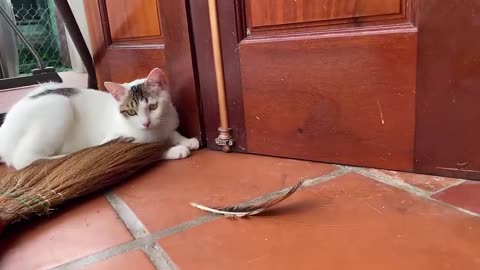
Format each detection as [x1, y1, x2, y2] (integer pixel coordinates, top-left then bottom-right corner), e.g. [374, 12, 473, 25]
[104, 82, 127, 101]
[146, 68, 167, 88]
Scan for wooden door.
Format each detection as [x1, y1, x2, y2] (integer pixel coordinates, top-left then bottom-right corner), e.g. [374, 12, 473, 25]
[83, 0, 201, 138]
[191, 0, 480, 179]
[193, 0, 416, 171]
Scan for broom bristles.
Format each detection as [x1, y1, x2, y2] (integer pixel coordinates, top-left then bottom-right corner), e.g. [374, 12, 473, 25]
[0, 138, 168, 226]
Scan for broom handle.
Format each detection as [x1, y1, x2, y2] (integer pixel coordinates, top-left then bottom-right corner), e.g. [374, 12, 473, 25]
[208, 0, 229, 129]
[208, 0, 234, 152]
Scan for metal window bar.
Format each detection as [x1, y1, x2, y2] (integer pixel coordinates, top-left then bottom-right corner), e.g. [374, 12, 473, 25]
[0, 2, 62, 91]
[0, 1, 97, 91]
[54, 0, 97, 89]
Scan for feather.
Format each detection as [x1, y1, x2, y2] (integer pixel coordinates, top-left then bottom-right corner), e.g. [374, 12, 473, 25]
[190, 180, 305, 218]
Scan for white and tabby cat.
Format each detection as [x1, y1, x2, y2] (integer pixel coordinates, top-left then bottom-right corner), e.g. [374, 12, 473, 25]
[0, 68, 199, 170]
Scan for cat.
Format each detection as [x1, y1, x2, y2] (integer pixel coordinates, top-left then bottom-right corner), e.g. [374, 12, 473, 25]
[0, 68, 199, 170]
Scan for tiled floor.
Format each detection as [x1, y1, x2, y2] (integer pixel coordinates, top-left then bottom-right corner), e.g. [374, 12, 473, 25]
[1, 150, 479, 270]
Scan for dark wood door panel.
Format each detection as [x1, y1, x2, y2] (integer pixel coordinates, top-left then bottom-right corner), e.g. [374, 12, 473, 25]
[105, 0, 162, 41]
[84, 0, 166, 88]
[415, 0, 480, 180]
[248, 0, 402, 27]
[240, 30, 417, 170]
[245, 0, 412, 35]
[105, 48, 166, 83]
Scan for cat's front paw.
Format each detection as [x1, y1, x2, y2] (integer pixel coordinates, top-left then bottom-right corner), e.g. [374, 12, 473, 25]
[180, 137, 200, 150]
[163, 145, 191, 160]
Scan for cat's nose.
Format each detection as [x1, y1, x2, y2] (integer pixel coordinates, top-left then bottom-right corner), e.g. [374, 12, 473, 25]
[142, 121, 151, 128]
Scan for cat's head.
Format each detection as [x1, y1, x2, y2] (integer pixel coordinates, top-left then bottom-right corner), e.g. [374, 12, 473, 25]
[104, 68, 174, 130]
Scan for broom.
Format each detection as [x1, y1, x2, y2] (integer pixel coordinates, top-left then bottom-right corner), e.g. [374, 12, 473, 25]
[0, 138, 168, 234]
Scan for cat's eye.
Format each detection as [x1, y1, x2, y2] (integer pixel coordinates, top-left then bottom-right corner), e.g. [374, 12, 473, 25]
[126, 109, 137, 116]
[149, 103, 158, 110]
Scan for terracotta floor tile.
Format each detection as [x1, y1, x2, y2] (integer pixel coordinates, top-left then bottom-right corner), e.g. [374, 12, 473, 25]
[115, 150, 335, 232]
[0, 196, 132, 270]
[379, 169, 461, 192]
[84, 250, 155, 270]
[433, 181, 480, 214]
[159, 173, 480, 270]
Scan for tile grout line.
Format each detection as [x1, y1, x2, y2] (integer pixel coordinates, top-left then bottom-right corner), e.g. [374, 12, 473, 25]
[347, 166, 434, 196]
[105, 192, 149, 238]
[302, 166, 351, 187]
[236, 167, 351, 206]
[430, 179, 466, 196]
[142, 236, 178, 270]
[429, 196, 480, 217]
[50, 167, 350, 270]
[345, 166, 480, 217]
[49, 237, 153, 270]
[104, 192, 178, 270]
[152, 214, 220, 240]
[52, 215, 219, 270]
[51, 193, 178, 270]
[349, 167, 434, 197]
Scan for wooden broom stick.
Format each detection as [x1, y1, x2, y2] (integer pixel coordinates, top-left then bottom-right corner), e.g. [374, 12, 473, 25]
[208, 0, 234, 152]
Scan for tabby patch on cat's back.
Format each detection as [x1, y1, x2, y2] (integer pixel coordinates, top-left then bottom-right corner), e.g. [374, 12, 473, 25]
[29, 87, 79, 99]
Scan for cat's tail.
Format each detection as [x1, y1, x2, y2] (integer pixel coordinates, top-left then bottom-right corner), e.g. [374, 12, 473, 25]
[0, 113, 6, 164]
[0, 118, 4, 164]
[0, 113, 5, 126]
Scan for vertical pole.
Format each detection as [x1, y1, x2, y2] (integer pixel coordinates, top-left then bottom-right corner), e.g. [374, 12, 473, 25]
[208, 0, 234, 152]
[54, 0, 97, 89]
